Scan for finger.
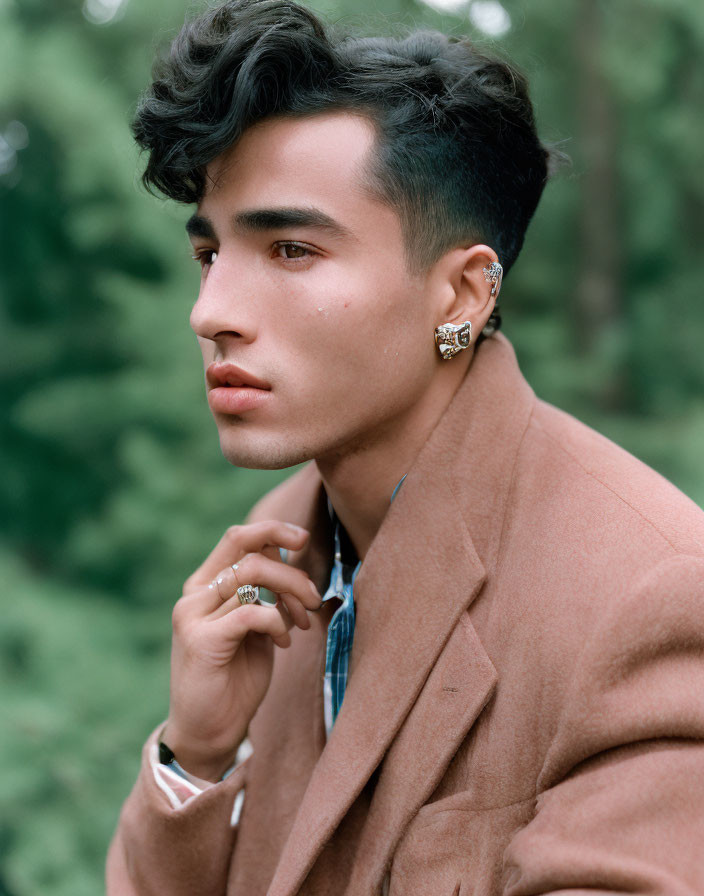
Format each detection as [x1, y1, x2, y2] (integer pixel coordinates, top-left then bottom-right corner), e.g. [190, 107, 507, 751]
[211, 600, 295, 647]
[229, 552, 322, 611]
[211, 581, 298, 642]
[174, 562, 247, 621]
[203, 567, 310, 629]
[259, 544, 285, 607]
[180, 546, 321, 623]
[196, 552, 320, 621]
[213, 587, 293, 625]
[217, 582, 311, 631]
[269, 600, 295, 647]
[183, 520, 309, 593]
[271, 631, 292, 649]
[261, 543, 281, 564]
[277, 592, 311, 630]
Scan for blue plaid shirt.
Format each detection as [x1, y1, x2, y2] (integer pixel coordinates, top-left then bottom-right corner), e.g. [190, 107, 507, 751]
[322, 474, 406, 738]
[321, 514, 360, 737]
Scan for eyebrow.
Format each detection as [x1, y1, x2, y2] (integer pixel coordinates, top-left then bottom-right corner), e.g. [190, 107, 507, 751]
[185, 214, 216, 239]
[185, 206, 354, 241]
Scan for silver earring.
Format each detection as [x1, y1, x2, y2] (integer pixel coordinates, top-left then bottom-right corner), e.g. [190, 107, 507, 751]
[483, 261, 503, 299]
[434, 320, 472, 360]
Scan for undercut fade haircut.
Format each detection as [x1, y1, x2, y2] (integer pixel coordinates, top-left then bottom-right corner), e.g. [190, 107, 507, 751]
[133, 0, 566, 333]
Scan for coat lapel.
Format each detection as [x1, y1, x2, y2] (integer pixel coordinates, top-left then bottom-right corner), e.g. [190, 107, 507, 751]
[268, 485, 487, 896]
[266, 334, 534, 896]
[345, 614, 497, 894]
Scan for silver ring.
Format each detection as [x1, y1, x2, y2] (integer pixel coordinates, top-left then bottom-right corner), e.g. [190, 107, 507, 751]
[236, 584, 260, 606]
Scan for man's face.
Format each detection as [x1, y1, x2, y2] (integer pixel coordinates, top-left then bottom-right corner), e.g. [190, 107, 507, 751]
[188, 111, 440, 470]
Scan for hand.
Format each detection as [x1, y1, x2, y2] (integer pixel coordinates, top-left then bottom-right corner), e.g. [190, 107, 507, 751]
[161, 520, 322, 781]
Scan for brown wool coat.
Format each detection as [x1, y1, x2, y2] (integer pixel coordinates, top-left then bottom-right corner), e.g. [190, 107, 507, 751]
[107, 333, 704, 895]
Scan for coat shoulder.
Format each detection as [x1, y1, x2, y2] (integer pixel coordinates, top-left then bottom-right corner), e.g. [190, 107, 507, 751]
[521, 398, 704, 560]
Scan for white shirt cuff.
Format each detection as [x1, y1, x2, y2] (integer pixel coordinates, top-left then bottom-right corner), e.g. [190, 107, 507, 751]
[149, 736, 253, 826]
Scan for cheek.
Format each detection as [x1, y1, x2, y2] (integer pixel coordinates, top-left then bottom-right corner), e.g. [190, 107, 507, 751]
[353, 280, 432, 366]
[282, 295, 399, 370]
[304, 285, 429, 387]
[265, 263, 432, 389]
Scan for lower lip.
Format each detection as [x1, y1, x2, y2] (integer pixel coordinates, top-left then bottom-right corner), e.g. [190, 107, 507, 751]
[208, 386, 271, 415]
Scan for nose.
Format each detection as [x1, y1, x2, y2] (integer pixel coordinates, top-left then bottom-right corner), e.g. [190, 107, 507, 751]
[189, 257, 257, 344]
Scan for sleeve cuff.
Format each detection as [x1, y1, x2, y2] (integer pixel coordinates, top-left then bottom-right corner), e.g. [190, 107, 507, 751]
[149, 732, 253, 826]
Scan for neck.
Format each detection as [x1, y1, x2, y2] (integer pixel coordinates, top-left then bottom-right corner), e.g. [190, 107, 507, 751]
[315, 352, 473, 561]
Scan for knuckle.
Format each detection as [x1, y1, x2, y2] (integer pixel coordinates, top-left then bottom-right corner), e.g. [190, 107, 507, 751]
[238, 552, 260, 581]
[171, 598, 189, 633]
[225, 524, 241, 543]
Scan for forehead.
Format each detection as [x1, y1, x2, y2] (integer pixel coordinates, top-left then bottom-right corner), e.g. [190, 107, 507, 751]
[200, 111, 383, 221]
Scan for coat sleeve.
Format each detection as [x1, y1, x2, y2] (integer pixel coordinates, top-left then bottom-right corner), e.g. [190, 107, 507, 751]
[106, 727, 250, 896]
[105, 474, 306, 894]
[502, 555, 704, 896]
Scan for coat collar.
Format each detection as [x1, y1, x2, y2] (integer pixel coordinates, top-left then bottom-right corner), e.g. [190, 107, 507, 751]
[267, 334, 535, 895]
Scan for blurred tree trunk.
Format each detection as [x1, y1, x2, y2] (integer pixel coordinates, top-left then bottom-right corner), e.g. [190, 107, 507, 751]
[574, 0, 623, 361]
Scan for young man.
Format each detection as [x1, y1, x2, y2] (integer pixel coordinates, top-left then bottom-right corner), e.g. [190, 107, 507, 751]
[108, 1, 704, 893]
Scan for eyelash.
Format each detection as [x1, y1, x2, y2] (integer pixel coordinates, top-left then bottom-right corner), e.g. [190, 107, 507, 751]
[191, 249, 217, 270]
[190, 241, 317, 271]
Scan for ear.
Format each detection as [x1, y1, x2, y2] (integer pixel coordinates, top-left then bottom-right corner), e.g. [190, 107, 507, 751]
[429, 244, 501, 339]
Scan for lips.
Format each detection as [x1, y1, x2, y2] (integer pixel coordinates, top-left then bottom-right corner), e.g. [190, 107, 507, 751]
[206, 362, 272, 415]
[206, 362, 271, 391]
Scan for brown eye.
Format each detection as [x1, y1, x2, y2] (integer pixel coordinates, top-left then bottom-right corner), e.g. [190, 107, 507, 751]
[274, 242, 312, 260]
[284, 245, 306, 259]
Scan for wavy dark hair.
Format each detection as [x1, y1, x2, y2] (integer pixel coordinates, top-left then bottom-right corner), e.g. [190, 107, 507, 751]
[133, 0, 565, 332]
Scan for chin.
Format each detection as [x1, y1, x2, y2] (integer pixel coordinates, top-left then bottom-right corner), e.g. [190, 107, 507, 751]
[218, 432, 316, 471]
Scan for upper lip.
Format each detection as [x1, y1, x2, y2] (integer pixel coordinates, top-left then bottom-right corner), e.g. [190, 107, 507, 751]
[206, 362, 271, 390]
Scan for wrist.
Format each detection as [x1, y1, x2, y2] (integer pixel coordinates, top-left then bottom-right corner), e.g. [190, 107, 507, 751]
[160, 724, 244, 783]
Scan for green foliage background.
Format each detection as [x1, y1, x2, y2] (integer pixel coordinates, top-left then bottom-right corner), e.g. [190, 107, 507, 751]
[1, 0, 703, 892]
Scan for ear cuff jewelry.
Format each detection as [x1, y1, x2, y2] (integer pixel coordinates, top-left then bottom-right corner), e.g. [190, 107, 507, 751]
[483, 261, 503, 299]
[434, 261, 503, 360]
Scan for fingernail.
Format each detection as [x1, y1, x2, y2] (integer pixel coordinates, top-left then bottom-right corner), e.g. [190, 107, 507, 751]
[309, 580, 321, 600]
[285, 522, 308, 535]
